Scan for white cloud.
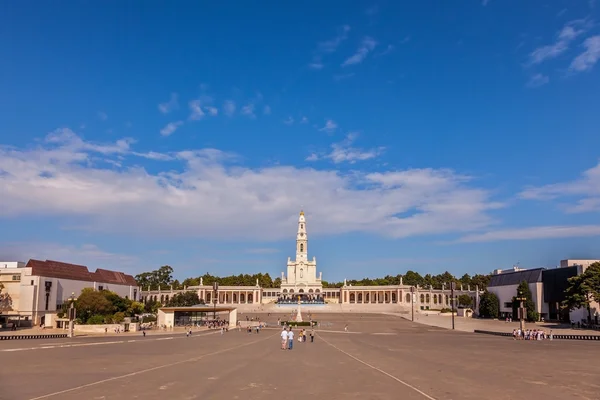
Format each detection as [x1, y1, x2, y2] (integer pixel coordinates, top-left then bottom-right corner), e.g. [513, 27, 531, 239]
[342, 37, 377, 67]
[528, 19, 589, 65]
[526, 73, 549, 88]
[300, 116, 309, 124]
[377, 44, 395, 56]
[0, 130, 503, 241]
[241, 103, 256, 118]
[308, 60, 324, 70]
[482, 0, 490, 5]
[319, 119, 338, 133]
[283, 117, 294, 125]
[326, 133, 384, 164]
[519, 161, 600, 213]
[188, 100, 205, 120]
[158, 93, 179, 114]
[98, 112, 108, 121]
[305, 153, 319, 162]
[263, 105, 271, 115]
[205, 106, 218, 116]
[569, 35, 600, 72]
[457, 225, 600, 243]
[223, 100, 236, 117]
[160, 121, 183, 136]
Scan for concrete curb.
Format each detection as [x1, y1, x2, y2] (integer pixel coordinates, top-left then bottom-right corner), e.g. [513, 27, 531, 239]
[474, 330, 600, 341]
[0, 334, 68, 340]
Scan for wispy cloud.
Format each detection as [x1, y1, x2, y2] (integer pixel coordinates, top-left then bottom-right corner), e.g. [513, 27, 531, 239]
[244, 248, 280, 254]
[97, 112, 108, 121]
[557, 8, 567, 17]
[188, 100, 205, 120]
[263, 105, 271, 115]
[482, 0, 490, 6]
[305, 153, 319, 162]
[309, 25, 351, 70]
[377, 44, 395, 56]
[569, 35, 600, 72]
[300, 116, 309, 124]
[342, 37, 377, 67]
[526, 73, 549, 88]
[333, 73, 355, 82]
[223, 100, 236, 117]
[327, 133, 384, 164]
[457, 225, 600, 243]
[158, 93, 179, 114]
[283, 116, 294, 125]
[241, 103, 256, 118]
[160, 121, 183, 136]
[519, 161, 600, 213]
[205, 106, 218, 116]
[319, 119, 338, 133]
[528, 19, 590, 65]
[318, 25, 351, 53]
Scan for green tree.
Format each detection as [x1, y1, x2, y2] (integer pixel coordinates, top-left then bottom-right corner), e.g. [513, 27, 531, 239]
[166, 291, 202, 307]
[403, 270, 424, 287]
[563, 263, 600, 323]
[478, 291, 499, 318]
[76, 288, 113, 323]
[470, 274, 491, 291]
[127, 301, 145, 317]
[144, 300, 162, 314]
[458, 294, 473, 308]
[512, 281, 538, 322]
[272, 277, 282, 288]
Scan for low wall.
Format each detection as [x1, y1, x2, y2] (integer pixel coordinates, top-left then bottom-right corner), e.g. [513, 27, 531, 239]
[0, 333, 67, 340]
[74, 324, 123, 333]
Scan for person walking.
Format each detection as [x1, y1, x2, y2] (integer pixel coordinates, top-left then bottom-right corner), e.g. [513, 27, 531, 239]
[280, 327, 288, 350]
[310, 328, 314, 342]
[288, 328, 294, 350]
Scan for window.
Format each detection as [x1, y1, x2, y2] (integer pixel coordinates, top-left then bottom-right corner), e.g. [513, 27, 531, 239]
[45, 293, 50, 311]
[300, 243, 304, 252]
[504, 302, 513, 308]
[301, 224, 304, 229]
[30, 280, 34, 285]
[98, 286, 103, 291]
[12, 275, 21, 281]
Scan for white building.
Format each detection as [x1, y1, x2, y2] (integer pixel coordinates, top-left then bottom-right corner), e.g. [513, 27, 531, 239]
[0, 259, 139, 327]
[487, 268, 546, 320]
[280, 210, 323, 296]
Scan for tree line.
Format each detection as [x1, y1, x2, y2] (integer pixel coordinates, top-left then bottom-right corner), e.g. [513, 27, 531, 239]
[135, 266, 492, 291]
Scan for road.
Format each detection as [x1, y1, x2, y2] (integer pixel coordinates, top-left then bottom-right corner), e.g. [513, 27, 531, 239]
[1, 313, 598, 400]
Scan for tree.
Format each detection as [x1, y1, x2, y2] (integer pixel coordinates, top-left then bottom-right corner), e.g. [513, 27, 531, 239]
[135, 265, 174, 290]
[166, 292, 202, 307]
[563, 263, 600, 323]
[478, 291, 499, 318]
[127, 301, 145, 317]
[76, 288, 113, 323]
[458, 294, 473, 308]
[144, 300, 161, 314]
[513, 281, 538, 322]
[0, 283, 13, 313]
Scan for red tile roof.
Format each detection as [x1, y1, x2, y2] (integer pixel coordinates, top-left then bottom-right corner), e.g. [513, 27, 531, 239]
[26, 259, 138, 286]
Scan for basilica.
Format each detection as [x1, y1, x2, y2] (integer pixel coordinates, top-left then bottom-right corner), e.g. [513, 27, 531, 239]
[141, 211, 482, 311]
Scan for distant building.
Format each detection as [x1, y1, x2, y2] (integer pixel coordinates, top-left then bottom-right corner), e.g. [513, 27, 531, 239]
[560, 259, 600, 271]
[488, 268, 545, 319]
[0, 259, 138, 327]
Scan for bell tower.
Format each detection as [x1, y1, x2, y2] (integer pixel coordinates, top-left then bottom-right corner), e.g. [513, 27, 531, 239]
[296, 210, 307, 262]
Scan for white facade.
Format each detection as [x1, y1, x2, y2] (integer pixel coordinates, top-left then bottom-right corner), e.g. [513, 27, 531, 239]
[560, 259, 600, 271]
[0, 261, 139, 327]
[280, 211, 323, 294]
[487, 282, 546, 318]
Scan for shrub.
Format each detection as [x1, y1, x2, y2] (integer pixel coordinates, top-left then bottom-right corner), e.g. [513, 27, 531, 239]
[87, 314, 105, 325]
[440, 308, 452, 313]
[282, 321, 316, 327]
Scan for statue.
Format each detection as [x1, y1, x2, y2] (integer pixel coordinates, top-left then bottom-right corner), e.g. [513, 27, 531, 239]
[200, 277, 203, 286]
[256, 278, 259, 287]
[344, 278, 347, 286]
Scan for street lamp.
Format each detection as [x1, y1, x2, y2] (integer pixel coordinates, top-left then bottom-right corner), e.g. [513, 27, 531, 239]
[67, 292, 77, 338]
[450, 282, 456, 330]
[516, 290, 526, 332]
[212, 282, 219, 320]
[410, 286, 415, 322]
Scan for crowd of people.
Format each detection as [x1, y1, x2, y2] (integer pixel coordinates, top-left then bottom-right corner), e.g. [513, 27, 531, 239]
[512, 328, 553, 340]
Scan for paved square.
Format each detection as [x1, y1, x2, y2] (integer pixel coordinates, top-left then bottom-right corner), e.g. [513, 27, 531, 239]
[1, 313, 598, 400]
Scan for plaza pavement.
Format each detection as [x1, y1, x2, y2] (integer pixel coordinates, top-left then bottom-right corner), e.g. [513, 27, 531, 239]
[1, 313, 598, 400]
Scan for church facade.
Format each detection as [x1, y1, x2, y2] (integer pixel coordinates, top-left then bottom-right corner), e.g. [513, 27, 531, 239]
[280, 210, 323, 296]
[141, 211, 482, 311]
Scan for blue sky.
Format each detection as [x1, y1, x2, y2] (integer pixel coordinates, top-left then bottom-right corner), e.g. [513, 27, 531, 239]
[1, 1, 600, 281]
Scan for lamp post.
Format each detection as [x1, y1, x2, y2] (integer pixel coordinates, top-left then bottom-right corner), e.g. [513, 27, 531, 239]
[450, 282, 455, 330]
[212, 282, 219, 320]
[67, 292, 77, 338]
[516, 291, 526, 332]
[410, 286, 415, 322]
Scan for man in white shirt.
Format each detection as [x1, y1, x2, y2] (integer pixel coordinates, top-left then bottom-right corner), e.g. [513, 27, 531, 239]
[280, 328, 288, 350]
[287, 328, 294, 350]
